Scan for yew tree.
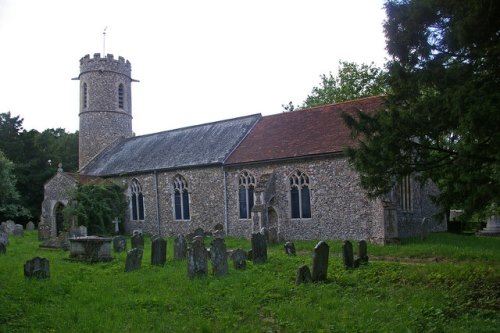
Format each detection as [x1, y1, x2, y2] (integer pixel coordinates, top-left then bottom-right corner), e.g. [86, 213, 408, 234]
[343, 0, 500, 217]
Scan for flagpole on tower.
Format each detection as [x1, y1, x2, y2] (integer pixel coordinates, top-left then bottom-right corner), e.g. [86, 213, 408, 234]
[103, 26, 108, 56]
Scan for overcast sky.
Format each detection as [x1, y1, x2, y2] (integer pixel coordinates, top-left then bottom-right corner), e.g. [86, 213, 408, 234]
[0, 0, 388, 136]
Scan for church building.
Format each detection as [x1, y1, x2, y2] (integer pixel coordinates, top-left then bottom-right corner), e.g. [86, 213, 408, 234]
[40, 53, 445, 244]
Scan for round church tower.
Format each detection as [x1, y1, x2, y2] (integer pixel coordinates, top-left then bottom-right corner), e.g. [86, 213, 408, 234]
[77, 53, 136, 169]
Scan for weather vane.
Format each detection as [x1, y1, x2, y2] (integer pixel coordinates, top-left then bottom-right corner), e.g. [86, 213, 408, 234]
[103, 26, 108, 55]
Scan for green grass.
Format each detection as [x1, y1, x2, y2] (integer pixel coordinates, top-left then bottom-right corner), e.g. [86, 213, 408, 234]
[1, 232, 499, 332]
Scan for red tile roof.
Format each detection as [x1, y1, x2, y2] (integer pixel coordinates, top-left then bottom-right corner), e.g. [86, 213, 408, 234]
[225, 96, 384, 165]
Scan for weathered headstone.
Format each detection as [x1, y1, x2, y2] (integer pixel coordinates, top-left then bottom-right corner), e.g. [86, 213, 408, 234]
[113, 235, 127, 252]
[268, 227, 278, 244]
[26, 221, 35, 231]
[342, 240, 354, 269]
[251, 232, 267, 264]
[213, 223, 224, 232]
[125, 248, 143, 272]
[0, 243, 6, 254]
[174, 234, 187, 260]
[312, 241, 329, 282]
[210, 237, 228, 276]
[78, 225, 88, 237]
[420, 217, 430, 241]
[24, 257, 50, 279]
[151, 237, 167, 266]
[13, 224, 24, 237]
[296, 265, 312, 285]
[187, 236, 208, 278]
[231, 248, 247, 269]
[357, 240, 369, 265]
[1, 221, 16, 235]
[213, 229, 225, 238]
[0, 232, 8, 246]
[284, 241, 296, 256]
[131, 232, 144, 249]
[193, 227, 205, 238]
[38, 223, 51, 241]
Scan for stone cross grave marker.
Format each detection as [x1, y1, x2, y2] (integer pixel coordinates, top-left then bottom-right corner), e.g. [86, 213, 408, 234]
[251, 232, 267, 264]
[210, 237, 228, 276]
[231, 248, 247, 269]
[125, 248, 143, 272]
[112, 218, 121, 234]
[24, 257, 50, 279]
[113, 235, 127, 252]
[151, 237, 167, 266]
[187, 236, 208, 278]
[312, 241, 329, 282]
[174, 234, 187, 260]
[296, 265, 312, 285]
[342, 240, 355, 269]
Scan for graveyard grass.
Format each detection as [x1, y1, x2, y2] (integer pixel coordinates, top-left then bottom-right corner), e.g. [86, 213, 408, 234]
[1, 233, 499, 332]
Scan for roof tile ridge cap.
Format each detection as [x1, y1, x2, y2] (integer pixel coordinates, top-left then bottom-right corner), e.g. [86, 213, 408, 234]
[223, 114, 263, 164]
[79, 136, 126, 173]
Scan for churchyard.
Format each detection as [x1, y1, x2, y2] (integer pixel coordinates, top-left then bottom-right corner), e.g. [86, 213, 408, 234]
[0, 230, 499, 332]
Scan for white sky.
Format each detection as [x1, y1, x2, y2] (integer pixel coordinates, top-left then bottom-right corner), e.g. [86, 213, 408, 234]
[0, 0, 388, 136]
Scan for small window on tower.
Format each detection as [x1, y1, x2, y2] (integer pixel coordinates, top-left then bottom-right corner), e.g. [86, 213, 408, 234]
[83, 83, 88, 108]
[118, 84, 124, 109]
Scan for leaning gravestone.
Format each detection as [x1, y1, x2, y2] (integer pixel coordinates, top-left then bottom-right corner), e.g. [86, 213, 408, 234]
[26, 221, 35, 231]
[296, 265, 312, 285]
[284, 241, 296, 256]
[187, 236, 208, 278]
[24, 257, 50, 279]
[210, 237, 228, 276]
[251, 232, 267, 264]
[342, 240, 355, 269]
[231, 248, 247, 269]
[312, 241, 329, 282]
[151, 237, 167, 266]
[131, 232, 144, 249]
[13, 224, 24, 237]
[125, 248, 143, 272]
[357, 240, 369, 265]
[113, 235, 127, 252]
[174, 234, 187, 260]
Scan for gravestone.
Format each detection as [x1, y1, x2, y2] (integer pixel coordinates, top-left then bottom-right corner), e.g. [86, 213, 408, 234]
[13, 224, 24, 237]
[0, 242, 5, 254]
[26, 221, 35, 231]
[187, 236, 208, 278]
[213, 223, 224, 232]
[296, 265, 312, 285]
[357, 240, 369, 265]
[251, 232, 267, 264]
[1, 221, 15, 234]
[113, 235, 127, 252]
[284, 241, 296, 256]
[213, 229, 225, 238]
[131, 232, 144, 249]
[312, 241, 329, 282]
[420, 217, 430, 240]
[185, 232, 195, 243]
[342, 240, 354, 269]
[210, 237, 228, 276]
[231, 248, 247, 269]
[125, 248, 143, 272]
[268, 227, 278, 244]
[24, 257, 50, 279]
[193, 228, 205, 238]
[174, 234, 187, 260]
[151, 237, 167, 266]
[260, 227, 269, 242]
[79, 225, 88, 237]
[38, 224, 51, 241]
[246, 249, 253, 260]
[0, 232, 8, 246]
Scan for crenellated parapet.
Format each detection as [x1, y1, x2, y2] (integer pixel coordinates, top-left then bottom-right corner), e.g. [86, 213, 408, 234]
[79, 53, 132, 78]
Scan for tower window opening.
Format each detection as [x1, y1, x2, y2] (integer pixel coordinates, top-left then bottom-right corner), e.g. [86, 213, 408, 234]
[83, 83, 88, 108]
[118, 84, 124, 109]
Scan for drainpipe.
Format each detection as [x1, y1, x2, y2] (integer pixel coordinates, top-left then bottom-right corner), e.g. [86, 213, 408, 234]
[154, 171, 161, 236]
[223, 168, 229, 235]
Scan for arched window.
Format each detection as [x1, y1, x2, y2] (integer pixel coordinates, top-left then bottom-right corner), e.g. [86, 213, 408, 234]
[400, 175, 413, 212]
[173, 175, 190, 220]
[290, 170, 311, 219]
[130, 179, 145, 221]
[83, 83, 88, 108]
[238, 171, 255, 219]
[118, 83, 124, 109]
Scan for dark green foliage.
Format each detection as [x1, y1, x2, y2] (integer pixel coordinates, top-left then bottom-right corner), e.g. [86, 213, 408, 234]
[63, 181, 127, 235]
[343, 0, 500, 218]
[0, 150, 30, 221]
[0, 112, 78, 223]
[283, 61, 388, 111]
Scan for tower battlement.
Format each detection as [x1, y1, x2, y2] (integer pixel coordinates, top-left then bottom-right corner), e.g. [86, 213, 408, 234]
[80, 53, 131, 77]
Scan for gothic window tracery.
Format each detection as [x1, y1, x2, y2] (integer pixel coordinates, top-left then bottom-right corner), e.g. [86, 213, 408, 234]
[289, 170, 311, 219]
[130, 178, 145, 221]
[238, 170, 255, 219]
[173, 175, 190, 220]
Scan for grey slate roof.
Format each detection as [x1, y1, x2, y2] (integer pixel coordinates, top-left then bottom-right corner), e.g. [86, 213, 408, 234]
[81, 114, 261, 176]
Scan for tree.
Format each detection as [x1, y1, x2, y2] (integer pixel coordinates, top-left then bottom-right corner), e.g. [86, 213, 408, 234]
[0, 150, 31, 221]
[283, 61, 388, 111]
[342, 0, 500, 218]
[63, 181, 127, 235]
